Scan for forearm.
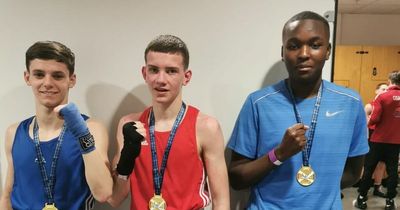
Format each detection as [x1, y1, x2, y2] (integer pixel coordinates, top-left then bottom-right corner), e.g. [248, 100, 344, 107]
[229, 153, 275, 190]
[212, 200, 230, 210]
[0, 193, 13, 210]
[341, 156, 364, 189]
[341, 170, 360, 189]
[82, 150, 113, 202]
[211, 185, 230, 210]
[107, 173, 130, 207]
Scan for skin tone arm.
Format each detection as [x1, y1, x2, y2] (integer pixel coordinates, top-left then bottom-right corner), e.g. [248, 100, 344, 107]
[0, 123, 18, 210]
[108, 113, 146, 207]
[82, 120, 113, 202]
[196, 113, 230, 210]
[364, 103, 372, 119]
[341, 155, 365, 189]
[229, 123, 308, 190]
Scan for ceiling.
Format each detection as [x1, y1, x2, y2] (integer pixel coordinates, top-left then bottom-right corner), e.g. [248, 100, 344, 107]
[338, 0, 400, 14]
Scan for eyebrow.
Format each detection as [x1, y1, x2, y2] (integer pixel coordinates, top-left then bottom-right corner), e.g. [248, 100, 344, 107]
[286, 36, 325, 43]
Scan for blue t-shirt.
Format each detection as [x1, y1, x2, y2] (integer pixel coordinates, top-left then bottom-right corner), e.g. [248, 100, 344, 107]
[228, 80, 369, 210]
[11, 116, 95, 210]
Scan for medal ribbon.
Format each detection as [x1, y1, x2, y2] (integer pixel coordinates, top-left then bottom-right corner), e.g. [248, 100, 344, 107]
[149, 102, 186, 195]
[33, 118, 66, 204]
[286, 81, 323, 166]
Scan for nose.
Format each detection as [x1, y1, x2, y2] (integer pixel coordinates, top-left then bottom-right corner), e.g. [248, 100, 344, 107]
[43, 75, 54, 88]
[299, 45, 310, 59]
[155, 71, 167, 84]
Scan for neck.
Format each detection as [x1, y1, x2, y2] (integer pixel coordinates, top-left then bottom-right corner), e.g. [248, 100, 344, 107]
[35, 105, 64, 131]
[287, 78, 322, 99]
[152, 95, 183, 120]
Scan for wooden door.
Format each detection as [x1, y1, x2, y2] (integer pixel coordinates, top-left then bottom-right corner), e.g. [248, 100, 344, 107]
[360, 46, 400, 104]
[362, 46, 400, 81]
[333, 45, 363, 92]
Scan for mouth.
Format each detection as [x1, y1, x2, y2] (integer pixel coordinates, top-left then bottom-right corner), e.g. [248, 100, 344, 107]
[39, 91, 58, 96]
[296, 65, 313, 72]
[154, 87, 168, 92]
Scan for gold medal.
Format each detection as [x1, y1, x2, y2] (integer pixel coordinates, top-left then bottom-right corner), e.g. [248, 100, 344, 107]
[149, 194, 166, 210]
[42, 203, 58, 210]
[296, 165, 315, 187]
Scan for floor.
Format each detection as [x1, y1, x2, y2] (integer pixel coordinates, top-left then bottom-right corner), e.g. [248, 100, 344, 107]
[342, 186, 400, 210]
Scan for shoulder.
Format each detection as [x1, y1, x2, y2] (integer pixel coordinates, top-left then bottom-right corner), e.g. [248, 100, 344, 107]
[247, 80, 286, 105]
[195, 112, 224, 149]
[5, 122, 20, 149]
[196, 112, 221, 133]
[323, 81, 362, 102]
[6, 122, 19, 137]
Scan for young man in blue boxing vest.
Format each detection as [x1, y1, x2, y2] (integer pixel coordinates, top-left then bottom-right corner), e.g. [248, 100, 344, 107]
[227, 11, 369, 209]
[0, 41, 113, 210]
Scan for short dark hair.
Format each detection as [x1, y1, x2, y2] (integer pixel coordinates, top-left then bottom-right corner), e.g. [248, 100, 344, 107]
[144, 35, 189, 69]
[283, 11, 330, 40]
[389, 70, 400, 85]
[26, 41, 75, 75]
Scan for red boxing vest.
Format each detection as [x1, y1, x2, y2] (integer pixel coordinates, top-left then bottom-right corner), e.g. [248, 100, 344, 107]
[130, 105, 210, 210]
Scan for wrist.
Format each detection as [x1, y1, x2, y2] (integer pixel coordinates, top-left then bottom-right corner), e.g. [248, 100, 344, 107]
[78, 132, 96, 154]
[268, 149, 283, 166]
[117, 174, 129, 181]
[113, 168, 130, 181]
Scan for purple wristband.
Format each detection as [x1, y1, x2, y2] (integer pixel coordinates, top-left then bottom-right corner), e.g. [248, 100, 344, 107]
[268, 149, 283, 166]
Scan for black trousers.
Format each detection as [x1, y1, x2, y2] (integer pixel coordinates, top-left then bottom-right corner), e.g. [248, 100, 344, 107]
[358, 142, 400, 199]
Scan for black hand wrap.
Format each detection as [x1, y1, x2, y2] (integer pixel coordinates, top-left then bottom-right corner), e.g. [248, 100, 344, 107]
[116, 122, 144, 176]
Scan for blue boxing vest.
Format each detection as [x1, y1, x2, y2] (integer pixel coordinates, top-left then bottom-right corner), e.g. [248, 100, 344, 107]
[11, 116, 94, 210]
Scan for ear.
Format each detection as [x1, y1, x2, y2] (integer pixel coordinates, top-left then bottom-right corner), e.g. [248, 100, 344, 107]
[183, 69, 192, 86]
[24, 71, 31, 86]
[281, 46, 284, 61]
[69, 74, 76, 88]
[141, 66, 147, 81]
[325, 43, 332, 60]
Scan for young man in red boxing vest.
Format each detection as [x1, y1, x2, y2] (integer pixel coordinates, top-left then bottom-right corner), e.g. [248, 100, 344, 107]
[108, 35, 230, 210]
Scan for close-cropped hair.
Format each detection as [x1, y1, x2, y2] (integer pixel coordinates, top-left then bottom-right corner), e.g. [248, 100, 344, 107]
[26, 41, 75, 75]
[389, 70, 400, 85]
[376, 82, 387, 90]
[144, 35, 190, 70]
[283, 11, 330, 40]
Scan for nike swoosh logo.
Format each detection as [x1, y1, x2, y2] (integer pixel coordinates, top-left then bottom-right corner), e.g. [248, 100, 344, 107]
[326, 110, 343, 117]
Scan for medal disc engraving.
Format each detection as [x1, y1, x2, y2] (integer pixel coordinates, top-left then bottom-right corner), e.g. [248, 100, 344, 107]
[149, 194, 167, 210]
[42, 203, 58, 210]
[296, 166, 315, 186]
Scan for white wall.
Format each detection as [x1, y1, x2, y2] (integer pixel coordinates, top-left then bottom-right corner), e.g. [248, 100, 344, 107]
[336, 13, 400, 45]
[0, 1, 334, 209]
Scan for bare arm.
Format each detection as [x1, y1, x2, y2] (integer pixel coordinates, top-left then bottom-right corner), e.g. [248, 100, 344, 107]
[228, 123, 308, 190]
[0, 124, 18, 210]
[197, 114, 229, 210]
[107, 113, 145, 207]
[364, 103, 372, 121]
[369, 98, 382, 126]
[341, 155, 365, 189]
[83, 120, 113, 202]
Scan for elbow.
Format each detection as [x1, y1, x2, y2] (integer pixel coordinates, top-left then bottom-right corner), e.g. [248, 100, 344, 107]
[93, 191, 112, 203]
[92, 186, 113, 203]
[107, 198, 121, 208]
[228, 172, 248, 190]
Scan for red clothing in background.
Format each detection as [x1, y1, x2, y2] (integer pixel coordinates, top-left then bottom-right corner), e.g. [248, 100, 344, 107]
[369, 85, 400, 144]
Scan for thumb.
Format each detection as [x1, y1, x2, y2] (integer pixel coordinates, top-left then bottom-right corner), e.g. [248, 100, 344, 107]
[54, 104, 68, 118]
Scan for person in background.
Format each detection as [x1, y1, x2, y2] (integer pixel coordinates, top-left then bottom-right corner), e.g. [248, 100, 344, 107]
[354, 71, 400, 210]
[364, 82, 389, 198]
